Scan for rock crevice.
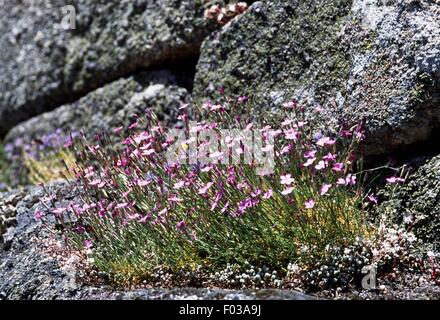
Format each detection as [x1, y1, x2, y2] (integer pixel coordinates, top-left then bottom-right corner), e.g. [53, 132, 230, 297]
[0, 0, 218, 137]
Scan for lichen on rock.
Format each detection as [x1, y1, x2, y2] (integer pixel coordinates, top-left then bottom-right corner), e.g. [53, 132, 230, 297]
[194, 0, 440, 156]
[379, 155, 440, 246]
[4, 70, 192, 147]
[0, 0, 217, 137]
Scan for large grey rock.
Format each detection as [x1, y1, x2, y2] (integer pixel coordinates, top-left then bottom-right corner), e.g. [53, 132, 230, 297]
[194, 0, 440, 156]
[0, 0, 216, 137]
[4, 70, 192, 147]
[0, 182, 88, 300]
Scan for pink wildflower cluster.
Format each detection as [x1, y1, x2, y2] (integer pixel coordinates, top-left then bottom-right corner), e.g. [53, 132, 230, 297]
[54, 97, 371, 278]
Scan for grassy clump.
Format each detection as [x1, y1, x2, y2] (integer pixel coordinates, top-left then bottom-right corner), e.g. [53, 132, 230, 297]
[24, 149, 76, 185]
[3, 130, 78, 187]
[47, 98, 374, 285]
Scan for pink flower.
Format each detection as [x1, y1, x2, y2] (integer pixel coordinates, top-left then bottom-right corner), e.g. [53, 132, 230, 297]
[247, 188, 260, 198]
[84, 239, 93, 250]
[323, 153, 337, 162]
[281, 187, 295, 195]
[320, 184, 332, 196]
[285, 128, 300, 141]
[117, 158, 128, 167]
[238, 198, 254, 214]
[238, 96, 249, 103]
[368, 194, 379, 204]
[295, 121, 307, 128]
[303, 158, 315, 167]
[122, 189, 132, 198]
[198, 181, 214, 195]
[237, 182, 248, 190]
[332, 163, 344, 172]
[133, 131, 151, 144]
[141, 148, 155, 156]
[201, 164, 214, 173]
[138, 213, 152, 224]
[280, 144, 292, 155]
[211, 200, 219, 211]
[89, 179, 102, 186]
[87, 144, 100, 154]
[179, 103, 189, 110]
[315, 160, 327, 170]
[131, 149, 141, 158]
[128, 122, 138, 130]
[263, 189, 273, 199]
[210, 104, 224, 111]
[261, 144, 274, 152]
[84, 166, 94, 178]
[316, 137, 336, 147]
[34, 210, 45, 220]
[281, 174, 295, 185]
[176, 220, 187, 231]
[52, 207, 66, 216]
[220, 202, 230, 214]
[116, 202, 129, 209]
[174, 180, 185, 190]
[137, 180, 150, 187]
[337, 178, 346, 185]
[337, 174, 357, 186]
[64, 137, 74, 148]
[347, 174, 357, 186]
[210, 151, 224, 159]
[282, 100, 298, 109]
[386, 176, 405, 184]
[168, 195, 183, 203]
[72, 205, 83, 217]
[304, 150, 316, 159]
[185, 137, 197, 144]
[305, 199, 316, 209]
[82, 203, 96, 211]
[355, 125, 365, 141]
[113, 126, 124, 134]
[281, 119, 293, 127]
[340, 128, 352, 137]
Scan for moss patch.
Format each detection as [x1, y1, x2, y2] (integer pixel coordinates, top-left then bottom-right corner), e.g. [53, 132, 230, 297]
[378, 156, 440, 246]
[194, 0, 355, 106]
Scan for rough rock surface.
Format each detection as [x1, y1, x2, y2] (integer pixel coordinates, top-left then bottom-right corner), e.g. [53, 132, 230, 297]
[194, 0, 440, 156]
[379, 155, 440, 246]
[0, 183, 315, 300]
[109, 288, 316, 300]
[0, 0, 216, 136]
[4, 70, 192, 146]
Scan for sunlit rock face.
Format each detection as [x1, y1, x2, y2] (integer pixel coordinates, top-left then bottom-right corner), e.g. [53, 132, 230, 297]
[194, 0, 440, 156]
